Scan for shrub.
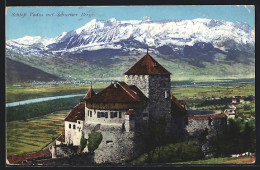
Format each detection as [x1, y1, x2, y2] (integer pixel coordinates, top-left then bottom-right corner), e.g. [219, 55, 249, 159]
[131, 142, 203, 164]
[87, 131, 103, 153]
[80, 132, 87, 152]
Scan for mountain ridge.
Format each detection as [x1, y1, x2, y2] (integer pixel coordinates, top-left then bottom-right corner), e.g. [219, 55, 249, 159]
[5, 18, 255, 82]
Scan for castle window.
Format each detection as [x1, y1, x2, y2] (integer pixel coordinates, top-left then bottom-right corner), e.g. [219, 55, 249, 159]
[208, 118, 213, 126]
[78, 121, 80, 124]
[165, 91, 169, 98]
[90, 111, 92, 117]
[88, 110, 89, 116]
[106, 140, 113, 144]
[110, 112, 117, 118]
[101, 112, 105, 117]
[105, 112, 108, 118]
[69, 124, 71, 129]
[73, 125, 76, 129]
[119, 112, 122, 118]
[97, 112, 101, 118]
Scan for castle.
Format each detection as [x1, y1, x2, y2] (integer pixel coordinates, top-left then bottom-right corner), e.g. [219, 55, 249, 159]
[52, 52, 227, 163]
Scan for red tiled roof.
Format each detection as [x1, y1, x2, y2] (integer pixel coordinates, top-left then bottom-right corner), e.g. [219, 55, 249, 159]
[179, 100, 186, 105]
[124, 53, 171, 75]
[188, 114, 227, 120]
[56, 134, 65, 142]
[125, 109, 135, 115]
[7, 148, 51, 164]
[84, 86, 96, 100]
[85, 82, 147, 109]
[171, 95, 186, 116]
[64, 103, 85, 122]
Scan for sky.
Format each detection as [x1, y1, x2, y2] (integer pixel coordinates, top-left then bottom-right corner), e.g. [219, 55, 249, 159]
[5, 5, 255, 40]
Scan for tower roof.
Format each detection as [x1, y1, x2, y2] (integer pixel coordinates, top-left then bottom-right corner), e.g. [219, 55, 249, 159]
[84, 86, 96, 100]
[124, 53, 171, 75]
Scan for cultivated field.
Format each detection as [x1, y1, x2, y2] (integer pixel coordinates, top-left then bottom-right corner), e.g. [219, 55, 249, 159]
[171, 84, 255, 100]
[6, 110, 68, 157]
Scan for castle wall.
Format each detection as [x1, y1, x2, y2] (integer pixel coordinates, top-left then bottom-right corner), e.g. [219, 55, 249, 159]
[83, 124, 142, 164]
[186, 116, 227, 139]
[125, 74, 171, 120]
[85, 108, 126, 124]
[148, 75, 171, 119]
[64, 120, 84, 146]
[125, 75, 149, 97]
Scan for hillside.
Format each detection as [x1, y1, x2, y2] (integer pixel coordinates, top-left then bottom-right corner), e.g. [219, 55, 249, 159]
[5, 58, 64, 84]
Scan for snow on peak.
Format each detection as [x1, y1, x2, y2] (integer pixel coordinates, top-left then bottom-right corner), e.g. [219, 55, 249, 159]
[76, 19, 97, 34]
[142, 16, 151, 22]
[6, 18, 255, 55]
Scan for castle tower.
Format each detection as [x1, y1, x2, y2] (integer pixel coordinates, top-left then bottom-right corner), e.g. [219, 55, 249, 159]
[84, 84, 96, 100]
[124, 52, 171, 120]
[84, 85, 96, 122]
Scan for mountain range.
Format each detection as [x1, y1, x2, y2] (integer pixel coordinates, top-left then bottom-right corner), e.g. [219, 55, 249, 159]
[6, 17, 255, 82]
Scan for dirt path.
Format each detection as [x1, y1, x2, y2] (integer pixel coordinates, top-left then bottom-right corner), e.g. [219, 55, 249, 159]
[223, 157, 255, 164]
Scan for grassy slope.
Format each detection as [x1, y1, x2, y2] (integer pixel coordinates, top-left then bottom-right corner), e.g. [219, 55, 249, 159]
[5, 58, 64, 84]
[6, 110, 68, 157]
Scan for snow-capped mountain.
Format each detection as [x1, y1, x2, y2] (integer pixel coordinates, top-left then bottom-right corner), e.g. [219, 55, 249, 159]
[5, 17, 255, 82]
[6, 17, 255, 56]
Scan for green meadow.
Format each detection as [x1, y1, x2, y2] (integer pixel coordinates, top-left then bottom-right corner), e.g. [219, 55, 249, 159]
[6, 110, 68, 157]
[171, 84, 255, 100]
[6, 84, 106, 103]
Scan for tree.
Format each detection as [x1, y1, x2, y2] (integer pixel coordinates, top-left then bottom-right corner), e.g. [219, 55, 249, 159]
[87, 131, 103, 153]
[80, 132, 87, 152]
[198, 128, 209, 145]
[140, 115, 167, 163]
[242, 122, 255, 152]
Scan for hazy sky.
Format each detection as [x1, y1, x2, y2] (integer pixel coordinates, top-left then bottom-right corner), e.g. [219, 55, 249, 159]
[6, 5, 255, 40]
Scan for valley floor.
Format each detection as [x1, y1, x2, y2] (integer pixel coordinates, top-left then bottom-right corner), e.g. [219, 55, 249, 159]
[5, 83, 255, 164]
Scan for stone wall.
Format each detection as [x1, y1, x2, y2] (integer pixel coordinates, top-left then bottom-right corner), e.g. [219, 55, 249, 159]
[167, 115, 187, 141]
[53, 144, 80, 158]
[125, 75, 149, 97]
[30, 152, 95, 165]
[186, 116, 227, 139]
[83, 124, 142, 163]
[125, 74, 171, 120]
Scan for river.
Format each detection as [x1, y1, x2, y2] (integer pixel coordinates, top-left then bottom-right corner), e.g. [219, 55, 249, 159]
[6, 80, 254, 107]
[6, 94, 85, 107]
